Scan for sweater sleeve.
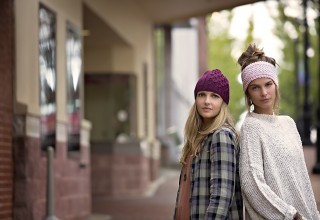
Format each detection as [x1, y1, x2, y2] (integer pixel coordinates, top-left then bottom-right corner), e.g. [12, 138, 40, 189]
[240, 122, 297, 220]
[205, 129, 237, 220]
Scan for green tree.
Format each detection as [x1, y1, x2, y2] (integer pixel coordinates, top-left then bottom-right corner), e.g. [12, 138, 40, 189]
[273, 1, 302, 119]
[244, 15, 254, 48]
[207, 1, 319, 126]
[274, 0, 318, 128]
[207, 12, 245, 123]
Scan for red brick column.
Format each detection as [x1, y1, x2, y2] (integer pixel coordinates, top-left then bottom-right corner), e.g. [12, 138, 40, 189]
[0, 0, 14, 219]
[13, 117, 92, 220]
[197, 15, 208, 76]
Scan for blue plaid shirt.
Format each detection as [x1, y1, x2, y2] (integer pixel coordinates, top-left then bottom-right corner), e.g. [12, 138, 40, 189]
[175, 127, 243, 220]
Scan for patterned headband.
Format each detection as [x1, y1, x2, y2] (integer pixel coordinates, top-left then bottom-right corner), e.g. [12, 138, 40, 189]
[241, 61, 278, 92]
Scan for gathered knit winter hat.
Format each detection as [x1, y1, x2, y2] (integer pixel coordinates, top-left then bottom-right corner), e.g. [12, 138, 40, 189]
[194, 69, 230, 104]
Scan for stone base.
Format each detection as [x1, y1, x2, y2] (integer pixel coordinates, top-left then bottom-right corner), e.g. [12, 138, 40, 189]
[13, 113, 91, 220]
[91, 140, 152, 200]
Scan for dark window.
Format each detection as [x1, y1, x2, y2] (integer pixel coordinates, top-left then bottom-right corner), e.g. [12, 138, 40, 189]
[66, 22, 82, 151]
[39, 4, 57, 151]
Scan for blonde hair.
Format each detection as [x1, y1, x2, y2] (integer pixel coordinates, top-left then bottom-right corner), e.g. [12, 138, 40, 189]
[179, 102, 238, 163]
[238, 43, 280, 114]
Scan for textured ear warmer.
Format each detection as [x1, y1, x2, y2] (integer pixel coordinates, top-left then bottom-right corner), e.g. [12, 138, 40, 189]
[241, 61, 278, 92]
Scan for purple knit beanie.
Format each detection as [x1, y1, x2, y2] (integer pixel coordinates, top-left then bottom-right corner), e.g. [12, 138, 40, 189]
[194, 69, 230, 104]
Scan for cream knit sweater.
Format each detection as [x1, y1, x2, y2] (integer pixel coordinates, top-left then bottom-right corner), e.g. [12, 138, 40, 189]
[240, 112, 320, 220]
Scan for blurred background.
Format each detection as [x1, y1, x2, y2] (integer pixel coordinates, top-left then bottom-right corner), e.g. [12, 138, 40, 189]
[0, 0, 319, 219]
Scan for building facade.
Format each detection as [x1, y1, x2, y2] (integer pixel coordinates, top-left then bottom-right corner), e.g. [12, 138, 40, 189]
[0, 0, 261, 219]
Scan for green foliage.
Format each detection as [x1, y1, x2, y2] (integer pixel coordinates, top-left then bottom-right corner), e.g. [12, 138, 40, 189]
[155, 28, 165, 89]
[244, 16, 254, 47]
[207, 13, 245, 122]
[274, 1, 319, 124]
[273, 2, 301, 119]
[207, 1, 319, 126]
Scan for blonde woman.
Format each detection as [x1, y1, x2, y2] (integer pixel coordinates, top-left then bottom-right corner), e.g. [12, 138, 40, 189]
[238, 44, 320, 220]
[174, 69, 243, 219]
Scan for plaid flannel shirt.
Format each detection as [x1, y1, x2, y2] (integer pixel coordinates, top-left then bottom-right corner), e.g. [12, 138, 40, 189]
[174, 127, 243, 220]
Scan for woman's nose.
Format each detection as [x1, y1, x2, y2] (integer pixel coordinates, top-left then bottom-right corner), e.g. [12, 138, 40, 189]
[261, 87, 267, 96]
[204, 95, 210, 103]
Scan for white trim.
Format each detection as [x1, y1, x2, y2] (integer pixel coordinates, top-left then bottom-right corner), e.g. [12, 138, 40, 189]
[140, 139, 151, 157]
[150, 140, 161, 160]
[56, 122, 67, 142]
[81, 119, 92, 146]
[26, 115, 40, 138]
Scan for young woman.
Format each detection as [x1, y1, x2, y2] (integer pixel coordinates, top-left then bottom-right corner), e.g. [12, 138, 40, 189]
[174, 69, 243, 219]
[238, 44, 320, 220]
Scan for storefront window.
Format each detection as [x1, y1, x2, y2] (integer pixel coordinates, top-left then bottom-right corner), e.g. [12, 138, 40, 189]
[66, 22, 81, 151]
[39, 4, 56, 150]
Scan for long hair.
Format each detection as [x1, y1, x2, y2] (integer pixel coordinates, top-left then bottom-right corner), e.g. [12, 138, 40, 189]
[179, 102, 238, 163]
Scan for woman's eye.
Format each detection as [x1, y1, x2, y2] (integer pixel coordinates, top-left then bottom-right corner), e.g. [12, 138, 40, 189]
[266, 82, 273, 87]
[212, 94, 220, 98]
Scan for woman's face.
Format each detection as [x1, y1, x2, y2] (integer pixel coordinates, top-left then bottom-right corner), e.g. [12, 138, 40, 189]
[247, 77, 276, 114]
[196, 91, 223, 127]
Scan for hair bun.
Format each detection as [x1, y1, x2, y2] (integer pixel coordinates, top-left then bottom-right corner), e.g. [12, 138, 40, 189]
[237, 43, 276, 70]
[252, 50, 264, 58]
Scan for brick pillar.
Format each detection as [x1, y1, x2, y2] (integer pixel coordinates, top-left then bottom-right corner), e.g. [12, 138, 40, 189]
[0, 0, 14, 219]
[197, 15, 208, 76]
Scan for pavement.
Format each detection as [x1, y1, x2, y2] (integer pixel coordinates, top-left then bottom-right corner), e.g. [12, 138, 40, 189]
[89, 146, 320, 220]
[303, 146, 320, 210]
[89, 168, 180, 220]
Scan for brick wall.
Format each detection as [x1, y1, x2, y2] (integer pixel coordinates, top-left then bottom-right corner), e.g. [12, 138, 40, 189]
[0, 0, 14, 219]
[91, 141, 151, 209]
[13, 125, 91, 220]
[91, 154, 150, 200]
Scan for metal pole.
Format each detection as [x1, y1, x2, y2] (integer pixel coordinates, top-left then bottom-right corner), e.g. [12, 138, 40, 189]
[293, 38, 300, 118]
[46, 146, 59, 220]
[302, 0, 312, 145]
[313, 0, 320, 174]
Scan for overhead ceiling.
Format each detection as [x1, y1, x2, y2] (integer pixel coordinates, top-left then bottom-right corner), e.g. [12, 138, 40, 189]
[83, 5, 130, 48]
[134, 0, 264, 24]
[83, 0, 264, 47]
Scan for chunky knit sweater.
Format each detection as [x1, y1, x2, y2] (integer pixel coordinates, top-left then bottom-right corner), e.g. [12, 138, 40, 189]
[240, 112, 320, 220]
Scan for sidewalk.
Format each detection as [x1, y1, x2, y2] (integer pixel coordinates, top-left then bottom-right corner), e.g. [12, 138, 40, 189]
[89, 146, 320, 220]
[303, 146, 320, 210]
[89, 168, 180, 220]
